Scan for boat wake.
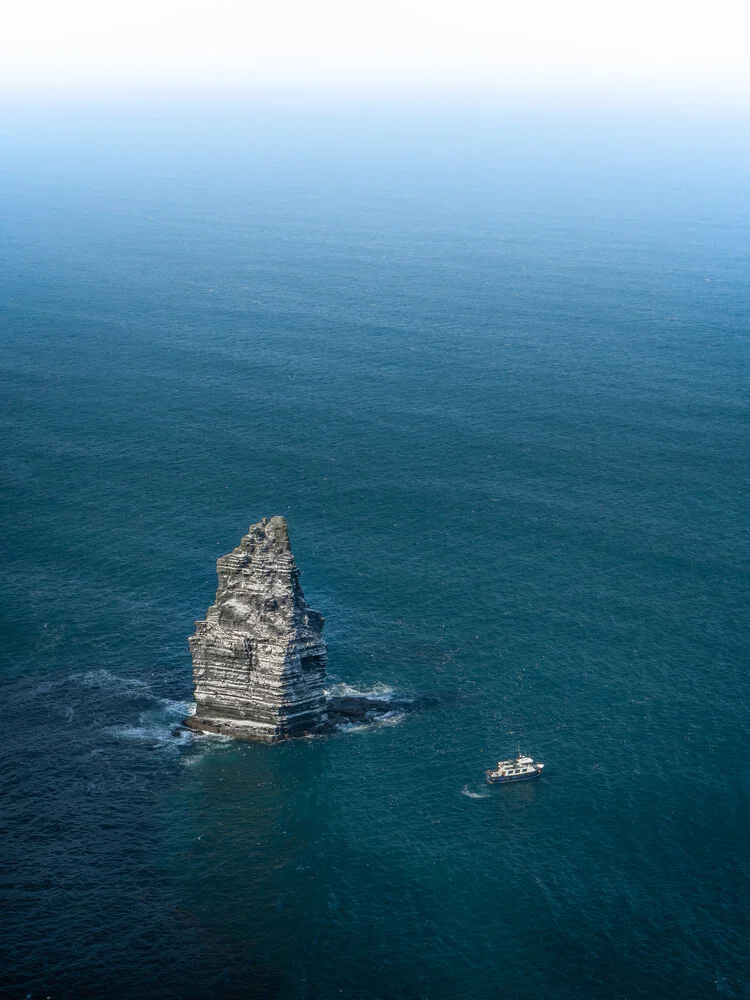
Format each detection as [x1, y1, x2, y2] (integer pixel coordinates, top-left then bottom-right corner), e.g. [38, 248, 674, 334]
[461, 785, 490, 799]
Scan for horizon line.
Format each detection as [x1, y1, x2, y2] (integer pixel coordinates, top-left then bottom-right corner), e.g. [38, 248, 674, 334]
[2, 79, 750, 115]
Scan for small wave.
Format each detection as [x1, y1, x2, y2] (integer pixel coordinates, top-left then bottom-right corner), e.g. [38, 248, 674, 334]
[49, 670, 195, 709]
[34, 669, 153, 696]
[79, 669, 154, 692]
[461, 785, 490, 799]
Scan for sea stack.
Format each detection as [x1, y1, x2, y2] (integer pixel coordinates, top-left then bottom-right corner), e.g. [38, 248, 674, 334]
[186, 516, 327, 741]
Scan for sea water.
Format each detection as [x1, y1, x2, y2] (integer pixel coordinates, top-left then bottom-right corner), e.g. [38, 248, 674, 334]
[1, 102, 748, 999]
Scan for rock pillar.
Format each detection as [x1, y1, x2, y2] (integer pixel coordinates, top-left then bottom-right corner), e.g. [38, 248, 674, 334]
[186, 516, 327, 741]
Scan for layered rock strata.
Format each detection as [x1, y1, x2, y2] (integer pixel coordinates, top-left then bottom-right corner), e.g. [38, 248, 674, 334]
[186, 516, 327, 741]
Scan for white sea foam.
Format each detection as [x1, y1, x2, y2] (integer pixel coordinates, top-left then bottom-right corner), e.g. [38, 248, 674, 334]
[334, 708, 407, 735]
[160, 698, 193, 715]
[180, 729, 236, 764]
[371, 710, 406, 727]
[185, 731, 234, 743]
[108, 698, 193, 750]
[109, 720, 192, 746]
[108, 722, 187, 746]
[325, 681, 396, 700]
[334, 721, 369, 734]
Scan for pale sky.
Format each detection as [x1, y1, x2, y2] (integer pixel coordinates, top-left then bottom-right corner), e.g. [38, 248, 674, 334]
[2, 0, 748, 102]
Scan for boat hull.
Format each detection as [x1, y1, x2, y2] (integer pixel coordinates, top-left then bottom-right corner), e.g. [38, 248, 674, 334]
[486, 769, 542, 784]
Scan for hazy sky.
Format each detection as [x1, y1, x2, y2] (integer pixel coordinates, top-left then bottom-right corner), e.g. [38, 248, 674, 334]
[2, 0, 748, 102]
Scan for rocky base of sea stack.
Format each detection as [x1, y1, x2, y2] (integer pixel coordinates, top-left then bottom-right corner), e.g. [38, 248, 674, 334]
[184, 691, 454, 741]
[183, 713, 324, 742]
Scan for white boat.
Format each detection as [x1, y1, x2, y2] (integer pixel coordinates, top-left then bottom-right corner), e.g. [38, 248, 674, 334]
[486, 750, 544, 784]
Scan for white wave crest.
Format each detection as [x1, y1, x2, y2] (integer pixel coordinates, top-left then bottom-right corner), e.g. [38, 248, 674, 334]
[325, 681, 396, 700]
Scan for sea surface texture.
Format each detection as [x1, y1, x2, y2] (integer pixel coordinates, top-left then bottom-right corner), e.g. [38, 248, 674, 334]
[1, 104, 748, 1000]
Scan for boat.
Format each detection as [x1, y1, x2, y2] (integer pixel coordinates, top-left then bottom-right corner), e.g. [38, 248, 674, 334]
[486, 749, 544, 784]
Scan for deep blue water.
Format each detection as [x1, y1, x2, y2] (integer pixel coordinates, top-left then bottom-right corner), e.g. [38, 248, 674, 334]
[1, 103, 749, 1000]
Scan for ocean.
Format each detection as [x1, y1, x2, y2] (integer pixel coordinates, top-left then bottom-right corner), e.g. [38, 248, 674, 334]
[1, 101, 748, 999]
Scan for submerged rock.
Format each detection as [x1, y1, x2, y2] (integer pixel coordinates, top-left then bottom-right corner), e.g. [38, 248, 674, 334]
[326, 691, 455, 724]
[185, 517, 328, 741]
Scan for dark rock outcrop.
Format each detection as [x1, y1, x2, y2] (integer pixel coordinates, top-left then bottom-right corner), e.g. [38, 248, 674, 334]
[326, 691, 455, 724]
[185, 517, 327, 741]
